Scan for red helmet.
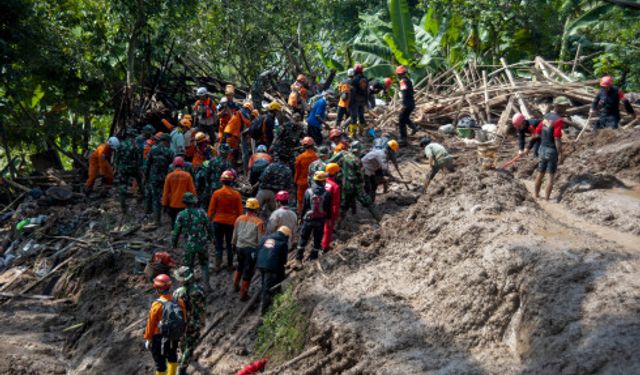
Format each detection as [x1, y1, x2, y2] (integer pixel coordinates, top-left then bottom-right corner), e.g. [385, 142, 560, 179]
[275, 190, 290, 202]
[301, 136, 315, 146]
[152, 251, 176, 267]
[600, 75, 614, 88]
[153, 274, 172, 290]
[512, 113, 526, 128]
[384, 77, 392, 88]
[329, 128, 343, 140]
[220, 170, 235, 181]
[173, 156, 185, 168]
[354, 64, 363, 74]
[396, 65, 407, 75]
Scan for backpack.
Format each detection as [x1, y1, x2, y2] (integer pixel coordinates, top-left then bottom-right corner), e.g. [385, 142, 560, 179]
[249, 115, 267, 140]
[157, 298, 186, 341]
[307, 189, 326, 220]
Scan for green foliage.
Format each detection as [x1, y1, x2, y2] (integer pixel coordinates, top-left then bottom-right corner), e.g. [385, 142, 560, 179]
[256, 285, 307, 362]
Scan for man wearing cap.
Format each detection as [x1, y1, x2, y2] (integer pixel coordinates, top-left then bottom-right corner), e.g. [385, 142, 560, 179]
[256, 226, 291, 314]
[144, 133, 175, 226]
[172, 192, 213, 287]
[162, 157, 196, 226]
[114, 128, 144, 216]
[590, 75, 636, 129]
[306, 90, 332, 145]
[172, 266, 206, 375]
[232, 198, 265, 301]
[420, 137, 454, 192]
[307, 146, 330, 188]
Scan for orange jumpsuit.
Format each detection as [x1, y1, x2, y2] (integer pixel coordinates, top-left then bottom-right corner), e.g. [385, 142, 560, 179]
[294, 149, 318, 213]
[85, 144, 113, 189]
[143, 294, 186, 340]
[161, 169, 196, 209]
[223, 111, 250, 162]
[208, 185, 243, 225]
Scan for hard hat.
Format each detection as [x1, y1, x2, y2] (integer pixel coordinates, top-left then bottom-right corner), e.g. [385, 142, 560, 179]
[419, 137, 432, 148]
[196, 87, 208, 97]
[384, 77, 392, 88]
[297, 74, 307, 83]
[180, 118, 192, 128]
[107, 136, 120, 149]
[329, 128, 342, 140]
[347, 68, 355, 78]
[326, 163, 340, 175]
[267, 101, 282, 112]
[218, 143, 232, 155]
[173, 156, 185, 168]
[158, 133, 171, 142]
[277, 226, 292, 237]
[220, 170, 235, 181]
[350, 141, 363, 152]
[317, 146, 330, 156]
[153, 274, 172, 290]
[387, 139, 400, 152]
[245, 198, 260, 210]
[553, 96, 571, 106]
[301, 136, 315, 146]
[195, 132, 207, 142]
[313, 171, 328, 181]
[225, 84, 235, 95]
[143, 124, 155, 135]
[396, 65, 407, 75]
[512, 113, 526, 128]
[354, 64, 363, 74]
[275, 190, 290, 202]
[600, 75, 614, 88]
[219, 97, 228, 104]
[256, 145, 268, 153]
[152, 251, 176, 267]
[335, 143, 346, 152]
[173, 266, 194, 282]
[182, 192, 198, 205]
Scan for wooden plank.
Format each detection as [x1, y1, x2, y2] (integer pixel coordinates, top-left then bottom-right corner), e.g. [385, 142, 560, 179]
[500, 58, 532, 118]
[497, 97, 515, 137]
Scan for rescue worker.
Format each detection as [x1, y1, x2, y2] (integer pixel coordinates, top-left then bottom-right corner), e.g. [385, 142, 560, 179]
[288, 74, 309, 116]
[294, 137, 318, 214]
[267, 191, 298, 249]
[335, 142, 380, 221]
[512, 113, 541, 157]
[136, 124, 156, 154]
[272, 116, 304, 173]
[172, 192, 213, 287]
[420, 137, 455, 191]
[328, 128, 350, 152]
[208, 170, 243, 271]
[322, 163, 341, 251]
[396, 65, 417, 146]
[114, 129, 143, 216]
[170, 118, 188, 156]
[306, 90, 332, 145]
[191, 132, 214, 170]
[307, 146, 330, 187]
[348, 64, 369, 138]
[362, 140, 400, 202]
[217, 85, 241, 141]
[528, 96, 567, 200]
[85, 136, 119, 192]
[144, 251, 177, 282]
[590, 75, 636, 129]
[181, 116, 195, 160]
[144, 132, 162, 161]
[368, 77, 392, 108]
[145, 134, 174, 226]
[231, 198, 265, 301]
[336, 69, 354, 128]
[256, 226, 291, 314]
[195, 144, 231, 210]
[256, 157, 292, 217]
[257, 102, 280, 148]
[248, 145, 273, 186]
[173, 267, 206, 375]
[193, 87, 217, 141]
[295, 171, 332, 267]
[223, 102, 253, 165]
[144, 274, 186, 375]
[162, 157, 196, 226]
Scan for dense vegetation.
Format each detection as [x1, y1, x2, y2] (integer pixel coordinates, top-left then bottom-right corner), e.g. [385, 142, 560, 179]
[1, 0, 639, 174]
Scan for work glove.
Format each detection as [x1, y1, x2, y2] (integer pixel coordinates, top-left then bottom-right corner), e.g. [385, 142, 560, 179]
[144, 340, 150, 351]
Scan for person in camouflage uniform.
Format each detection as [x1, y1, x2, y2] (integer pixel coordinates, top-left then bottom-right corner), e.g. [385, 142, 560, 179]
[135, 124, 156, 156]
[307, 146, 330, 187]
[271, 116, 304, 173]
[195, 144, 232, 210]
[172, 192, 213, 286]
[144, 133, 174, 226]
[114, 128, 143, 216]
[172, 266, 206, 375]
[256, 156, 292, 218]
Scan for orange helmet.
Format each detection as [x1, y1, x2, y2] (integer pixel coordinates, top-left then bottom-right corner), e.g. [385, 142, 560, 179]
[396, 65, 407, 75]
[153, 274, 172, 290]
[301, 136, 315, 146]
[384, 77, 392, 88]
[195, 132, 207, 142]
[297, 74, 307, 83]
[335, 143, 346, 152]
[326, 163, 340, 175]
[329, 128, 342, 140]
[600, 75, 614, 88]
[220, 170, 235, 182]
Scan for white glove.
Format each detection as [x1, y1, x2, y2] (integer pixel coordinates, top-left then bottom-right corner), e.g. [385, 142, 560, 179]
[144, 340, 150, 350]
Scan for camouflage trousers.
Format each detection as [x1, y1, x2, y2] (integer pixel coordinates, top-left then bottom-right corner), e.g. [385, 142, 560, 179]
[341, 186, 372, 214]
[179, 327, 200, 368]
[144, 180, 164, 215]
[185, 244, 210, 284]
[116, 170, 143, 199]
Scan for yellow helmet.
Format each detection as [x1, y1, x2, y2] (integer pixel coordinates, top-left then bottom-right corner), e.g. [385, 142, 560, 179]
[225, 84, 235, 95]
[245, 198, 260, 210]
[325, 163, 340, 175]
[277, 226, 292, 237]
[195, 132, 207, 142]
[267, 101, 282, 112]
[313, 171, 328, 181]
[387, 139, 399, 152]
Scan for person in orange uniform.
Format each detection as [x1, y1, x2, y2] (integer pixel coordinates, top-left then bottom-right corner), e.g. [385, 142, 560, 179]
[208, 170, 243, 271]
[85, 136, 119, 193]
[162, 157, 196, 226]
[223, 102, 253, 165]
[336, 68, 354, 128]
[181, 116, 195, 160]
[322, 163, 341, 252]
[288, 74, 309, 116]
[191, 132, 214, 170]
[217, 85, 240, 142]
[144, 274, 186, 375]
[294, 137, 318, 214]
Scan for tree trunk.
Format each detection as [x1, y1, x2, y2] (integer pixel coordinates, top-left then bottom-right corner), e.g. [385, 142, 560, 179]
[0, 123, 16, 179]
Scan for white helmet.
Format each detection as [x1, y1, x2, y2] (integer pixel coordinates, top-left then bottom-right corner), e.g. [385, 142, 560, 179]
[347, 68, 355, 78]
[196, 87, 208, 97]
[107, 136, 120, 149]
[219, 97, 228, 104]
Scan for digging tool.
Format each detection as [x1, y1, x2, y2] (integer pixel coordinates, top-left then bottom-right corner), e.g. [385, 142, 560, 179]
[392, 162, 411, 190]
[575, 112, 593, 142]
[500, 153, 523, 170]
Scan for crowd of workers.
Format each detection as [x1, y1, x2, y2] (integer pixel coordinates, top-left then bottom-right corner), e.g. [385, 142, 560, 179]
[82, 64, 633, 374]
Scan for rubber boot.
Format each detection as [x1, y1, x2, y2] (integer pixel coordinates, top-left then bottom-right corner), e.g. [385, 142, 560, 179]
[240, 280, 250, 301]
[167, 362, 178, 375]
[233, 271, 241, 292]
[214, 256, 223, 272]
[348, 123, 358, 138]
[156, 371, 166, 375]
[179, 367, 188, 375]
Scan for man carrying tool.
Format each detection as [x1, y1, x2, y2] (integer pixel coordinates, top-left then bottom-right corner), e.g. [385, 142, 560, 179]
[528, 96, 568, 200]
[288, 74, 309, 117]
[172, 192, 212, 288]
[162, 157, 196, 226]
[145, 134, 174, 227]
[114, 129, 143, 216]
[420, 137, 454, 191]
[590, 75, 636, 129]
[256, 226, 291, 314]
[336, 69, 354, 128]
[396, 65, 418, 146]
[361, 140, 402, 202]
[144, 274, 186, 375]
[208, 170, 243, 272]
[295, 171, 332, 268]
[172, 266, 206, 375]
[267, 191, 298, 250]
[294, 137, 319, 214]
[85, 136, 119, 193]
[231, 198, 265, 301]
